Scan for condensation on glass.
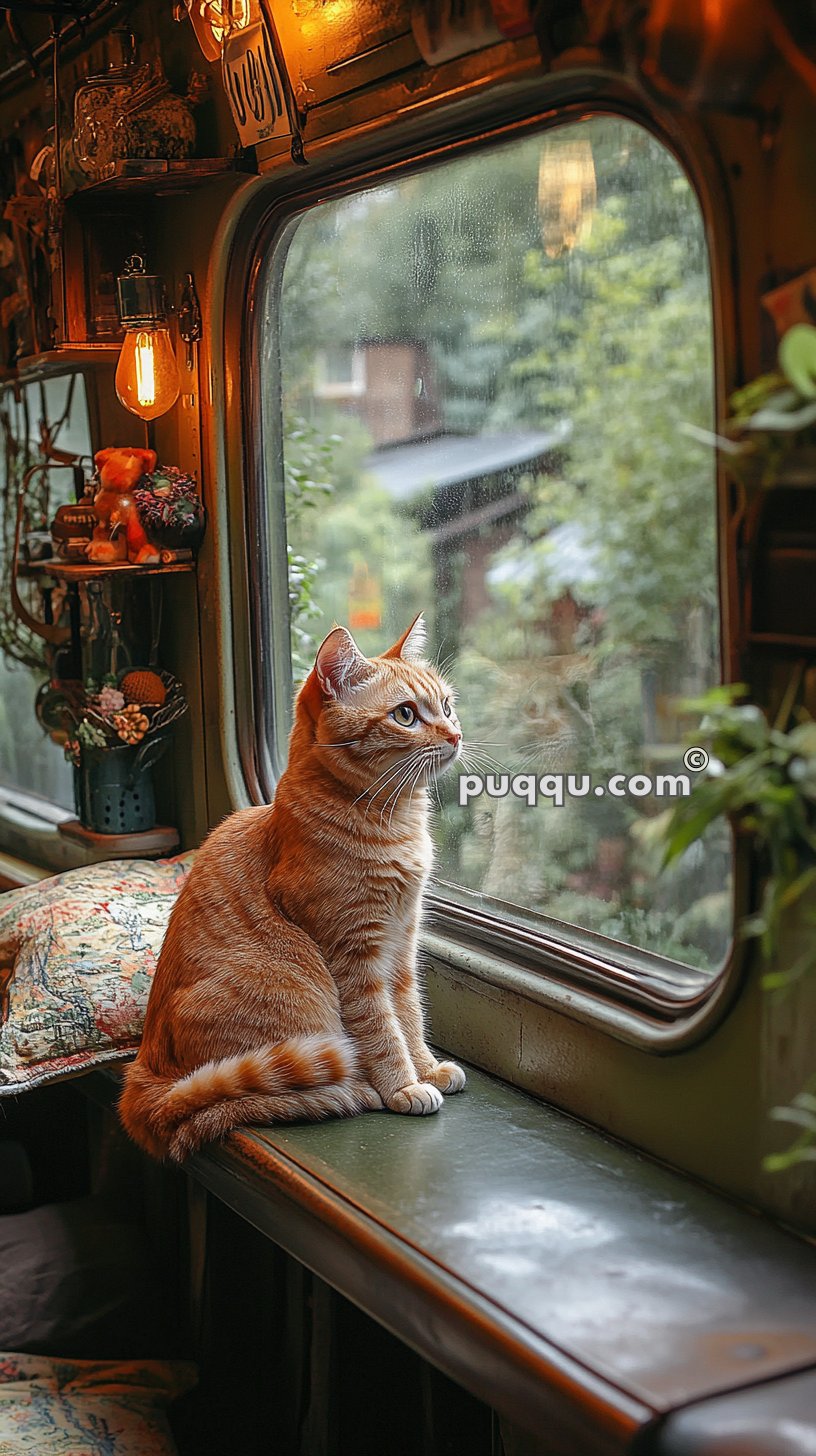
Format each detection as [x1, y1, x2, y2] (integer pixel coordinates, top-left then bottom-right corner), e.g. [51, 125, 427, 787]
[265, 116, 732, 979]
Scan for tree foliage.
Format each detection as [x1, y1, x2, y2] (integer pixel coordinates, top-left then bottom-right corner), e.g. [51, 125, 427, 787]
[277, 114, 729, 970]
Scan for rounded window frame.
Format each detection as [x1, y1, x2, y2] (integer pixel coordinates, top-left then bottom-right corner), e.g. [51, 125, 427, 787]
[230, 96, 745, 1052]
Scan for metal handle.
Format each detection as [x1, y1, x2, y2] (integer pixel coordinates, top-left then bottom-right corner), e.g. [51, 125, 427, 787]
[127, 732, 170, 786]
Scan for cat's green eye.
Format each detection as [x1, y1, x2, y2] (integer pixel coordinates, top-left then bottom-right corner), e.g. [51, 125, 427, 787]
[392, 703, 418, 726]
[442, 699, 452, 718]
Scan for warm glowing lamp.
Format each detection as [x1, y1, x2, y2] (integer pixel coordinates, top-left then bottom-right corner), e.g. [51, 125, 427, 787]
[537, 134, 597, 260]
[182, 0, 250, 60]
[115, 256, 180, 422]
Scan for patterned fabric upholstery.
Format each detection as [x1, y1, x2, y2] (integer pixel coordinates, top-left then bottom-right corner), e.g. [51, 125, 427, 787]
[0, 1352, 196, 1455]
[0, 856, 193, 1097]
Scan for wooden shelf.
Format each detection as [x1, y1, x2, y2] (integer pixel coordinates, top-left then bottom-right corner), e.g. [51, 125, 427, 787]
[58, 819, 179, 858]
[27, 558, 194, 583]
[68, 157, 240, 198]
[748, 631, 816, 650]
[16, 346, 121, 378]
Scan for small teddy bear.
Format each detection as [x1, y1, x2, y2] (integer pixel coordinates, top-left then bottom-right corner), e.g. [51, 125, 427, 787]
[87, 446, 160, 565]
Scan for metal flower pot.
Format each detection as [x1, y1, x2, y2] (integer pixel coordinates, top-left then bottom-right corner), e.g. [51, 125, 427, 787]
[77, 734, 169, 835]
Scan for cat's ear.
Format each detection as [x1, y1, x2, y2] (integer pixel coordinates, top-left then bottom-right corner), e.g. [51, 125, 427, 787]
[383, 612, 427, 663]
[314, 626, 373, 699]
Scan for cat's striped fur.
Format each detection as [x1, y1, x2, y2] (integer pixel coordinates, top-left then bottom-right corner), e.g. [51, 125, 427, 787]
[119, 616, 466, 1161]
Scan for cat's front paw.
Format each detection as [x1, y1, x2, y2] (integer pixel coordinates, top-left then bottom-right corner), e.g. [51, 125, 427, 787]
[386, 1082, 444, 1116]
[425, 1061, 466, 1094]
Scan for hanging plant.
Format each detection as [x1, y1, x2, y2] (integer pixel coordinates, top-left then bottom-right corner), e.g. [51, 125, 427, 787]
[663, 682, 816, 1171]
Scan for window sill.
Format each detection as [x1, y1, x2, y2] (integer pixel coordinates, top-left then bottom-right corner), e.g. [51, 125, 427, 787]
[91, 1064, 816, 1452]
[0, 791, 128, 876]
[420, 922, 742, 1054]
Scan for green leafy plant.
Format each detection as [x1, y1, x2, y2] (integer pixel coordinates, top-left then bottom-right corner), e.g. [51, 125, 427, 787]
[685, 322, 816, 492]
[663, 682, 816, 1169]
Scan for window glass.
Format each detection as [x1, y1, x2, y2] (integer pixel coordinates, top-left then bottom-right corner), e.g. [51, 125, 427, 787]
[265, 116, 731, 978]
[0, 375, 92, 812]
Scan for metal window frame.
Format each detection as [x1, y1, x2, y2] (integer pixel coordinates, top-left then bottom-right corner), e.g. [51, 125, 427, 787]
[227, 91, 746, 1053]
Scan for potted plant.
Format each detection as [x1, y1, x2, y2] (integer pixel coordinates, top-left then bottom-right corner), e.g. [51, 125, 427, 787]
[134, 467, 206, 554]
[663, 681, 816, 1171]
[685, 321, 816, 490]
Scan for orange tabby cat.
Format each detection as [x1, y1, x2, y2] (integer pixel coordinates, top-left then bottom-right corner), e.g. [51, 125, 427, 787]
[119, 614, 466, 1161]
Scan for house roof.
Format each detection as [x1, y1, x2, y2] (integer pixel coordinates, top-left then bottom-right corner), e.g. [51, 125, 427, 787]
[363, 422, 571, 503]
[488, 520, 599, 594]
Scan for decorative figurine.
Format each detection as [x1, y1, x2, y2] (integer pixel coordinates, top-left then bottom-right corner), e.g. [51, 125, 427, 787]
[87, 446, 159, 565]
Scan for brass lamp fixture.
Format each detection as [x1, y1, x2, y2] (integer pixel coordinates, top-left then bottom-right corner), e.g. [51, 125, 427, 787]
[115, 256, 180, 421]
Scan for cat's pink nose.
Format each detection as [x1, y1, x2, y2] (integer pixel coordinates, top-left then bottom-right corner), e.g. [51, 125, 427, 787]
[446, 730, 462, 748]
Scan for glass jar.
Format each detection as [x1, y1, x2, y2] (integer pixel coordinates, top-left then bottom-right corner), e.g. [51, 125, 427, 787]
[72, 31, 139, 183]
[72, 41, 196, 182]
[110, 62, 196, 164]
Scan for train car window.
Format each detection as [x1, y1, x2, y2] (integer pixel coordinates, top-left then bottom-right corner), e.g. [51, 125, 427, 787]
[0, 374, 91, 814]
[258, 113, 731, 990]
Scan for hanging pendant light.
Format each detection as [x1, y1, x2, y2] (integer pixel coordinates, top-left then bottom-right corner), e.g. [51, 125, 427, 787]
[537, 133, 597, 260]
[115, 256, 180, 422]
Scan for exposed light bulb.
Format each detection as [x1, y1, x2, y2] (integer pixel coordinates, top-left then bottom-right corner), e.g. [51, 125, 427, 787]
[115, 327, 180, 421]
[135, 332, 156, 406]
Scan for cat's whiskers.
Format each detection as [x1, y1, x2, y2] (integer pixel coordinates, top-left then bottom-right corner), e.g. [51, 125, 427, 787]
[391, 764, 429, 833]
[396, 745, 442, 827]
[384, 769, 418, 832]
[388, 749, 437, 832]
[377, 751, 429, 828]
[419, 746, 446, 793]
[460, 746, 507, 777]
[352, 752, 422, 809]
[378, 766, 413, 829]
[378, 745, 438, 829]
[460, 743, 502, 764]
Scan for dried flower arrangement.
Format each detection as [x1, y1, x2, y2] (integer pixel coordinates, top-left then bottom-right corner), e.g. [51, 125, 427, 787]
[62, 668, 186, 766]
[134, 468, 206, 553]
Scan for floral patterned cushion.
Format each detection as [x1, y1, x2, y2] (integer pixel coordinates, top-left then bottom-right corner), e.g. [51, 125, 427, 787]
[0, 856, 193, 1096]
[0, 1352, 196, 1455]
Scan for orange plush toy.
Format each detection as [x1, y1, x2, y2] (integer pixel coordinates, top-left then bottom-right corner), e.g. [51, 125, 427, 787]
[87, 446, 159, 565]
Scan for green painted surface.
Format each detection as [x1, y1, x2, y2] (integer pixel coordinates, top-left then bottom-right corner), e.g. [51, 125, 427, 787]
[252, 1064, 816, 1412]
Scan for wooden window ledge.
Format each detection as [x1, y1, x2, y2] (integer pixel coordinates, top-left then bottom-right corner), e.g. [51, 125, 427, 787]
[89, 1065, 816, 1454]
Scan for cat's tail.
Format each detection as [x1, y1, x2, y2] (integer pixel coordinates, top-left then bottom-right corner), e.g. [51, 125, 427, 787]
[119, 1033, 360, 1159]
[167, 1080, 382, 1162]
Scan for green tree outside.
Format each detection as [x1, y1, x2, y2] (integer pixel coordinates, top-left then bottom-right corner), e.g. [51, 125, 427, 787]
[275, 114, 730, 972]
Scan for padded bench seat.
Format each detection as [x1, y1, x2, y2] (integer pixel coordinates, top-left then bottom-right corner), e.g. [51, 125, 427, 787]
[89, 1063, 816, 1455]
[0, 1352, 195, 1455]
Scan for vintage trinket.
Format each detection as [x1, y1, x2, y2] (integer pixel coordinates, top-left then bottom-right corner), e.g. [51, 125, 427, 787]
[51, 489, 97, 561]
